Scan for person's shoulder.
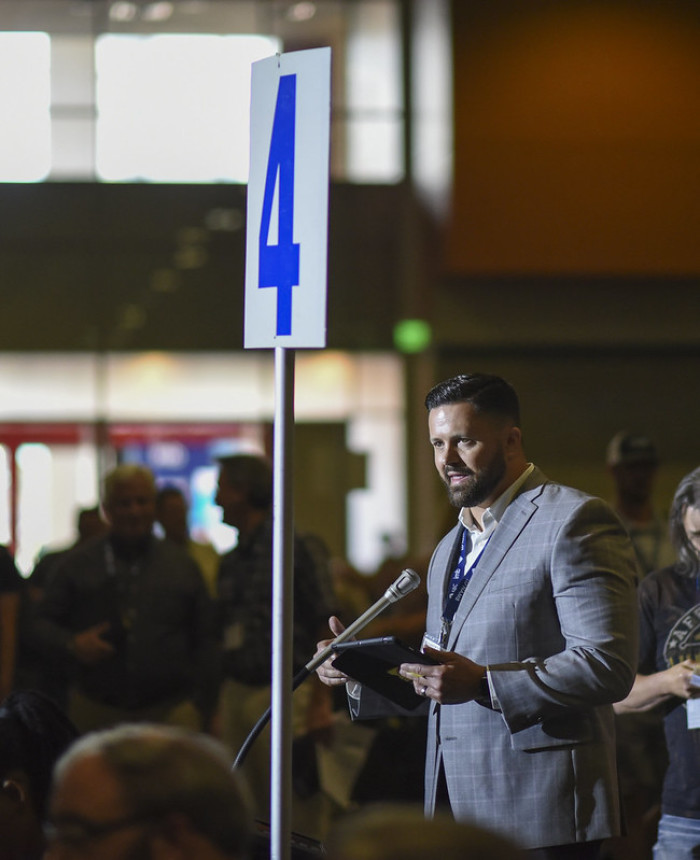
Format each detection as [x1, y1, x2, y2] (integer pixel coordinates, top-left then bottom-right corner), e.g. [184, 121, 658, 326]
[188, 539, 219, 558]
[153, 536, 198, 566]
[152, 537, 207, 584]
[37, 538, 108, 597]
[54, 535, 106, 573]
[639, 563, 684, 594]
[526, 477, 600, 510]
[525, 479, 627, 532]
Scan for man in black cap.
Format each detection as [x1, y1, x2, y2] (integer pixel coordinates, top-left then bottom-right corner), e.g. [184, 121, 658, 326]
[606, 432, 674, 859]
[607, 431, 675, 578]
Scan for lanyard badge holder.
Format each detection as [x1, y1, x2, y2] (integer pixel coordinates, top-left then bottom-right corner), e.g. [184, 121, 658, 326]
[438, 528, 491, 649]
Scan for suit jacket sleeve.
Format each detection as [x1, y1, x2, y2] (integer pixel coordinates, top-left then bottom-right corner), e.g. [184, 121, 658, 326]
[485, 495, 639, 738]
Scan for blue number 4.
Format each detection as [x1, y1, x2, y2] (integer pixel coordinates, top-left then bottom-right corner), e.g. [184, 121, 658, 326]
[258, 74, 300, 337]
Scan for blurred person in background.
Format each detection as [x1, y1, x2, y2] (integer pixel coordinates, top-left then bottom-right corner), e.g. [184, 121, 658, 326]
[605, 432, 675, 860]
[155, 485, 220, 598]
[17, 507, 108, 707]
[214, 453, 335, 839]
[31, 464, 219, 734]
[607, 432, 675, 578]
[0, 689, 78, 860]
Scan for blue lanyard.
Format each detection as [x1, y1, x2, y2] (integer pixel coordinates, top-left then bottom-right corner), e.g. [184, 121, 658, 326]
[440, 527, 491, 646]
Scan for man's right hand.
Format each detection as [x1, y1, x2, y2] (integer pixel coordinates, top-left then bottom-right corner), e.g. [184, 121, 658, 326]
[70, 621, 116, 665]
[314, 615, 351, 687]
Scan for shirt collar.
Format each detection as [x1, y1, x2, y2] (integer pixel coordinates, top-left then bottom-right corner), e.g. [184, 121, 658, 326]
[459, 463, 535, 535]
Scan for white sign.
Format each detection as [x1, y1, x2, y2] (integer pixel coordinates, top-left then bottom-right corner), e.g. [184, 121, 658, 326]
[244, 47, 331, 348]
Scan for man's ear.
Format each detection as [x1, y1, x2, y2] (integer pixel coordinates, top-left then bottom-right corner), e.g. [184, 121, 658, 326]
[505, 425, 523, 457]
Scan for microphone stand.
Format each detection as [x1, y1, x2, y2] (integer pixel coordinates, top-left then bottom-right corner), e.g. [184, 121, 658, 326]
[232, 568, 421, 770]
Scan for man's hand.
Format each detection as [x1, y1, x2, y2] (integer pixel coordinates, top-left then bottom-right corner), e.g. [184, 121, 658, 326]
[399, 647, 486, 704]
[314, 616, 350, 688]
[70, 621, 115, 666]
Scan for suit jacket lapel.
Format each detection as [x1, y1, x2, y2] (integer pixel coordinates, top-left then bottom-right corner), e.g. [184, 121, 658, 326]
[446, 469, 548, 651]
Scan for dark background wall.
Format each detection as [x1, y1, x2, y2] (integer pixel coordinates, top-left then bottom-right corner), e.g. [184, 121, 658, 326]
[447, 0, 700, 276]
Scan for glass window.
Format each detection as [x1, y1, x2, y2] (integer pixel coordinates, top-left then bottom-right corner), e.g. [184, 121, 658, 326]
[0, 1, 408, 184]
[343, 1, 403, 182]
[0, 32, 51, 182]
[95, 33, 280, 183]
[16, 443, 53, 574]
[0, 446, 10, 546]
[50, 35, 97, 179]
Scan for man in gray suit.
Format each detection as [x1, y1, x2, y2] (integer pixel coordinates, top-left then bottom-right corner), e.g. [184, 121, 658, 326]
[316, 373, 639, 859]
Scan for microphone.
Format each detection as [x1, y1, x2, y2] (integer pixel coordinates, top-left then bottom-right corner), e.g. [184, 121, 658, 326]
[304, 567, 422, 674]
[233, 567, 421, 770]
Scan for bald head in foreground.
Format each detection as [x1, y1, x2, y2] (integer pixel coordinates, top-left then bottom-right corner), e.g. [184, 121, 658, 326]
[45, 724, 253, 860]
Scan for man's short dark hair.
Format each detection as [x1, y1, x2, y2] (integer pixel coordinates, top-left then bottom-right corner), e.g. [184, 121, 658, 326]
[424, 373, 520, 426]
[218, 454, 273, 511]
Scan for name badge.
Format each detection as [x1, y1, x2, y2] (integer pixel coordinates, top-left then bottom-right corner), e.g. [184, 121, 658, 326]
[421, 633, 444, 653]
[687, 697, 700, 730]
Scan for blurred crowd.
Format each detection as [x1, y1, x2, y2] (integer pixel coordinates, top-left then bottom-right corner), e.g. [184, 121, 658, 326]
[0, 429, 698, 860]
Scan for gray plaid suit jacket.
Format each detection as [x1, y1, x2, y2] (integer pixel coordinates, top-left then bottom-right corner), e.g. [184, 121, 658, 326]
[354, 467, 640, 850]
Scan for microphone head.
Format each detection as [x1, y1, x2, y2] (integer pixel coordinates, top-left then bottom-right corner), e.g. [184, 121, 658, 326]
[385, 568, 421, 603]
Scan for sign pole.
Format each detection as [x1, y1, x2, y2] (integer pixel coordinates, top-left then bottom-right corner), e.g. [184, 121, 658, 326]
[244, 47, 330, 860]
[270, 346, 294, 860]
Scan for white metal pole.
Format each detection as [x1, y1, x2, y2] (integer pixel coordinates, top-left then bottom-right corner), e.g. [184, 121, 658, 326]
[270, 346, 294, 860]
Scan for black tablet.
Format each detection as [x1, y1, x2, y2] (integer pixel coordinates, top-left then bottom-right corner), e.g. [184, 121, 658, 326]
[331, 636, 438, 709]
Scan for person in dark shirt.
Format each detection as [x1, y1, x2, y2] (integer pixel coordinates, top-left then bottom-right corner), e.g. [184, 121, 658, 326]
[0, 689, 78, 860]
[615, 466, 700, 860]
[31, 464, 218, 734]
[17, 507, 108, 707]
[214, 453, 334, 838]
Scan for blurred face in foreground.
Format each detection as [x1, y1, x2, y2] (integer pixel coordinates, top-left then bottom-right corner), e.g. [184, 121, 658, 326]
[46, 754, 151, 860]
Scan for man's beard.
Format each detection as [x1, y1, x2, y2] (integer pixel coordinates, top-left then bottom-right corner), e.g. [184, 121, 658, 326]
[443, 450, 507, 509]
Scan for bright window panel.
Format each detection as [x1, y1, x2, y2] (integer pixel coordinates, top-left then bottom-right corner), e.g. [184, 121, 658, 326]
[347, 3, 402, 112]
[16, 443, 53, 575]
[0, 32, 51, 182]
[345, 2, 403, 182]
[346, 117, 403, 183]
[50, 34, 97, 179]
[95, 33, 279, 183]
[0, 446, 10, 546]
